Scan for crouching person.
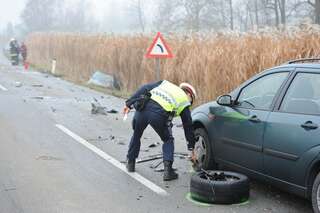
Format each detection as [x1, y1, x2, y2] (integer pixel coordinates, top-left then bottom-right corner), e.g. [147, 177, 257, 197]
[123, 80, 197, 181]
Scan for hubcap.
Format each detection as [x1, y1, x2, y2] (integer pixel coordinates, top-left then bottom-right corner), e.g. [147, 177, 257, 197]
[194, 135, 206, 168]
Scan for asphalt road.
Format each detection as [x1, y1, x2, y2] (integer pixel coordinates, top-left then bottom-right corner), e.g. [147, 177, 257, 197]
[0, 54, 313, 213]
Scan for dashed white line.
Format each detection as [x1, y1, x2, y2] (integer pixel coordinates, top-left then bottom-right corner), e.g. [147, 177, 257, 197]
[55, 124, 169, 196]
[0, 84, 8, 91]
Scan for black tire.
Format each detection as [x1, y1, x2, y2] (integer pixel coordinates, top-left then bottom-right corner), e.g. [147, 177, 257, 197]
[312, 172, 320, 213]
[190, 170, 250, 204]
[194, 128, 217, 170]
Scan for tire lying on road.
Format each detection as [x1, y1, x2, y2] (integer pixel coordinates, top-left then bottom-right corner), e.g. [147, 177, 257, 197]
[190, 170, 250, 204]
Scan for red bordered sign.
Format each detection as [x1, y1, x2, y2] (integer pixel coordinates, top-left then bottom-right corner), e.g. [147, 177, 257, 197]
[145, 32, 173, 58]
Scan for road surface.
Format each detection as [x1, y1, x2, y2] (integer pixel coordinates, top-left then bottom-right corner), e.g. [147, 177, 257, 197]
[0, 54, 312, 213]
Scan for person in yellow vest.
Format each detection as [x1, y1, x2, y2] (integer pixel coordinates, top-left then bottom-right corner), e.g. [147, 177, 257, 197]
[123, 80, 197, 181]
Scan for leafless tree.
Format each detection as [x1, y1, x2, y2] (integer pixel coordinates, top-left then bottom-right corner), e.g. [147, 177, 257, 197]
[21, 0, 62, 32]
[127, 0, 146, 32]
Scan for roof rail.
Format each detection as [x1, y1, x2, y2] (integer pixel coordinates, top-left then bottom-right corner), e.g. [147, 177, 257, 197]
[287, 58, 320, 64]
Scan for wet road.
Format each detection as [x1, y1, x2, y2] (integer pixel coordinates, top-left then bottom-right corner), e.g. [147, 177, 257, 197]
[0, 54, 313, 213]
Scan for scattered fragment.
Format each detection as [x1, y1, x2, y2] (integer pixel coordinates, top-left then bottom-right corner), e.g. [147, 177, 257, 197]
[32, 84, 43, 87]
[155, 168, 177, 173]
[117, 142, 126, 145]
[91, 103, 108, 115]
[136, 195, 143, 201]
[150, 160, 162, 169]
[31, 96, 44, 100]
[148, 142, 160, 148]
[110, 135, 115, 140]
[36, 155, 63, 161]
[176, 123, 183, 128]
[15, 82, 22, 87]
[4, 188, 17, 191]
[87, 71, 115, 89]
[50, 107, 56, 113]
[91, 100, 118, 115]
[137, 156, 163, 163]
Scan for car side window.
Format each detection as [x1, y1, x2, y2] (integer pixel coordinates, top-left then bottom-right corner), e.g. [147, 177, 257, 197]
[280, 73, 320, 115]
[237, 72, 288, 110]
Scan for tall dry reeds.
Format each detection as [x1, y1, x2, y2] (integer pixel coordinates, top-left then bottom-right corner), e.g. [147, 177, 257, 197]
[25, 27, 320, 105]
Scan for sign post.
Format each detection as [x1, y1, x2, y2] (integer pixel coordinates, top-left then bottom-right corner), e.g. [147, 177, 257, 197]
[145, 32, 173, 81]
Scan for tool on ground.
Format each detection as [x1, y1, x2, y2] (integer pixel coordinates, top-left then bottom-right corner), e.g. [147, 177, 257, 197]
[137, 152, 188, 164]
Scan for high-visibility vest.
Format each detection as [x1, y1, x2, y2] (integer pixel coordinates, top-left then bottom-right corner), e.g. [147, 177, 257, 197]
[150, 80, 191, 116]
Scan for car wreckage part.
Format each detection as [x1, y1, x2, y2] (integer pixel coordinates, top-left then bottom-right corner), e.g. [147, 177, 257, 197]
[190, 170, 250, 204]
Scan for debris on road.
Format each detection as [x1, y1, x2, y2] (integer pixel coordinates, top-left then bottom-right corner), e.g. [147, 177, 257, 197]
[137, 156, 163, 163]
[32, 84, 43, 87]
[176, 123, 183, 128]
[87, 71, 116, 89]
[30, 96, 44, 100]
[50, 107, 56, 113]
[148, 142, 160, 148]
[15, 81, 22, 87]
[91, 98, 119, 115]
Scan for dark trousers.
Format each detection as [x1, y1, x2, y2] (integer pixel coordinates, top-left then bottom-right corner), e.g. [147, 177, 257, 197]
[127, 108, 174, 162]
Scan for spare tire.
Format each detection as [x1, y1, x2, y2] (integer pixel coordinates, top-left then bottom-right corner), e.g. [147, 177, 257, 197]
[190, 170, 250, 204]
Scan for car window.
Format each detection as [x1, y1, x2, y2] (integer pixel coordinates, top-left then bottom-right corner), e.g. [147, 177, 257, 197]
[237, 72, 288, 110]
[280, 73, 320, 115]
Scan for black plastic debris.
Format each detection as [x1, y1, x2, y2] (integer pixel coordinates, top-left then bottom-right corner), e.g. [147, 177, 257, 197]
[148, 142, 160, 148]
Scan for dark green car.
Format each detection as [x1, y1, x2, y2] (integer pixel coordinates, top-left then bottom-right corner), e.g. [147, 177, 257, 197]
[191, 59, 320, 212]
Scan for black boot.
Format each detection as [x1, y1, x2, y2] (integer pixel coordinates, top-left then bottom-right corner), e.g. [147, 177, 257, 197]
[163, 161, 178, 181]
[126, 159, 135, 172]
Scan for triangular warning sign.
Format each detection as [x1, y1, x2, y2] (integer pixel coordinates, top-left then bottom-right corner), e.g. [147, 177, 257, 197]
[145, 32, 173, 58]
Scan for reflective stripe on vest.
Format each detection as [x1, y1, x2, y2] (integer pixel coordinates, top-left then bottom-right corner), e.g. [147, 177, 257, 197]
[150, 80, 191, 116]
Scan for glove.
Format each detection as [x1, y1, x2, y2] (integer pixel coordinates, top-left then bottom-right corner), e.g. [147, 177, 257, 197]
[123, 106, 130, 115]
[189, 149, 197, 164]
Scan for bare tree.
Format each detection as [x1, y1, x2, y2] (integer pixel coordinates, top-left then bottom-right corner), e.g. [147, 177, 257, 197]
[154, 0, 182, 32]
[127, 0, 146, 32]
[307, 0, 320, 24]
[21, 0, 62, 32]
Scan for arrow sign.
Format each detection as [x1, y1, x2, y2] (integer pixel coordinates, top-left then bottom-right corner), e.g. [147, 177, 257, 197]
[145, 32, 173, 58]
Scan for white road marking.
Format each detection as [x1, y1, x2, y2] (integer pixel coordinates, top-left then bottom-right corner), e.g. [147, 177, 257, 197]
[56, 124, 169, 196]
[0, 84, 8, 91]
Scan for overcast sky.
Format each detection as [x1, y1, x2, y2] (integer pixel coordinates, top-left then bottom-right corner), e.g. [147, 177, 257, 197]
[0, 0, 26, 29]
[0, 0, 119, 30]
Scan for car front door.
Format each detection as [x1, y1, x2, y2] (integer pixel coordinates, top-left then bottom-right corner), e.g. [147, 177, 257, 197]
[214, 71, 289, 172]
[263, 69, 320, 187]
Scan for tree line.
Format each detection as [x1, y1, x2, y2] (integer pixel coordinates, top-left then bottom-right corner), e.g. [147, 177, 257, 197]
[2, 0, 320, 38]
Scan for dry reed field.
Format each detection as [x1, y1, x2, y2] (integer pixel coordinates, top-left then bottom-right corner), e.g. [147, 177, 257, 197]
[25, 26, 320, 105]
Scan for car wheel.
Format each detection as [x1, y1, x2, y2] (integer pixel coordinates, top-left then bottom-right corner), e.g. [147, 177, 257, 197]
[190, 170, 250, 204]
[194, 128, 217, 170]
[312, 172, 320, 213]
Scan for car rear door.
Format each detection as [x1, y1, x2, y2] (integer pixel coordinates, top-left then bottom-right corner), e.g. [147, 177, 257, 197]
[263, 69, 320, 186]
[214, 71, 290, 172]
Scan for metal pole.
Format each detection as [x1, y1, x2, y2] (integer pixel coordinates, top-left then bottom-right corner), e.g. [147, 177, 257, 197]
[155, 58, 160, 81]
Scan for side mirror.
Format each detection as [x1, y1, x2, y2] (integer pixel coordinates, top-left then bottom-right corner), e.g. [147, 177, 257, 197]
[217, 95, 233, 106]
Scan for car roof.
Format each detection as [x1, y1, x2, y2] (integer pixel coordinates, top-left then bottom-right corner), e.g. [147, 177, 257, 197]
[267, 63, 320, 73]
